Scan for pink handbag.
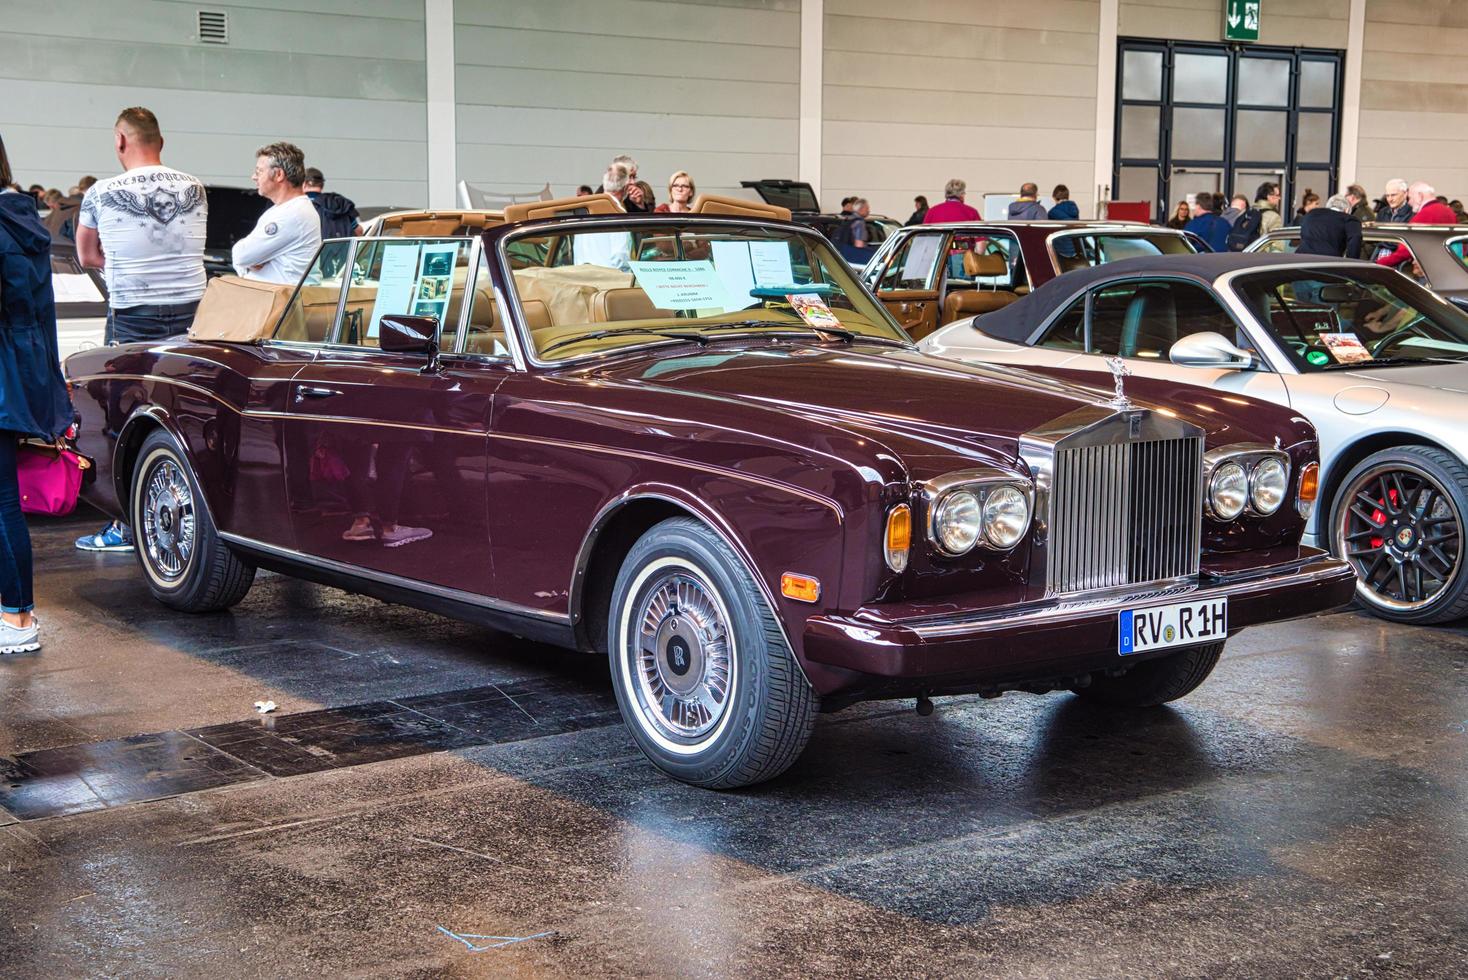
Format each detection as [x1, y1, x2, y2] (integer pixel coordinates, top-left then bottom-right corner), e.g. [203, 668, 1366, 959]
[17, 443, 89, 517]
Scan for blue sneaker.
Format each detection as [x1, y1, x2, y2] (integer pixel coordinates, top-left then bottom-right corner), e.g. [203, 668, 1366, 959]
[75, 521, 134, 553]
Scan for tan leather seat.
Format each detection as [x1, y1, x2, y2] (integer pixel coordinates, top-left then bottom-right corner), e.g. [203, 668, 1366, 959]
[592, 288, 672, 322]
[944, 252, 1018, 323]
[963, 251, 1008, 277]
[522, 299, 552, 331]
[943, 289, 1019, 322]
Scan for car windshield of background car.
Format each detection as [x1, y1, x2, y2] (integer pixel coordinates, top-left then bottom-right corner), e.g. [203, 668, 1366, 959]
[1232, 268, 1468, 370]
[504, 224, 910, 361]
[1055, 233, 1198, 269]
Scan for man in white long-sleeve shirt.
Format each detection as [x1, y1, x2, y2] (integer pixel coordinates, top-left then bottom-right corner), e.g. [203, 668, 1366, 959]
[232, 142, 321, 284]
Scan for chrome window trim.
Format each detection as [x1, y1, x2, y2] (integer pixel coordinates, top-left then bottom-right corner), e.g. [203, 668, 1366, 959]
[1041, 226, 1197, 276]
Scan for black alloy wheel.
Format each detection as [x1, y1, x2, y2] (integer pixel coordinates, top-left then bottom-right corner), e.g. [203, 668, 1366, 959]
[1332, 446, 1468, 624]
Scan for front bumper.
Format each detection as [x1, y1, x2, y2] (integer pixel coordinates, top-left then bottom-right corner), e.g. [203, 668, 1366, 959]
[803, 551, 1355, 690]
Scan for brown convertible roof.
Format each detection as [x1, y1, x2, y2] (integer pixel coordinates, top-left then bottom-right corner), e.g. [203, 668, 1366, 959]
[976, 251, 1364, 344]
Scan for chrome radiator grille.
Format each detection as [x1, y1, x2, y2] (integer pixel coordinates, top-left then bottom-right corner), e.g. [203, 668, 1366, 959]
[1047, 436, 1204, 594]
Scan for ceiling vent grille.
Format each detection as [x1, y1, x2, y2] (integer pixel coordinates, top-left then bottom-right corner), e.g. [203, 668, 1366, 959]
[198, 10, 228, 44]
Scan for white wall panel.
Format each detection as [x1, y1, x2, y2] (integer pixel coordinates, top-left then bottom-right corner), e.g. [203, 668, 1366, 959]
[453, 0, 800, 203]
[0, 0, 427, 209]
[1354, 1, 1468, 199]
[1119, 0, 1349, 47]
[823, 0, 1101, 220]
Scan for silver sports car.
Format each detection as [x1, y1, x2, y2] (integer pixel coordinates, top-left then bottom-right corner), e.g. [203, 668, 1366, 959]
[920, 252, 1468, 624]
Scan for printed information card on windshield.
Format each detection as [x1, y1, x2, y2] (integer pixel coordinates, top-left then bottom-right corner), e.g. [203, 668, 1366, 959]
[1118, 597, 1227, 656]
[629, 259, 732, 310]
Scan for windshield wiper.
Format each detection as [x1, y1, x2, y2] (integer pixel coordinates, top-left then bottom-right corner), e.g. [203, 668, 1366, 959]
[705, 319, 859, 342]
[539, 326, 708, 357]
[1318, 356, 1464, 369]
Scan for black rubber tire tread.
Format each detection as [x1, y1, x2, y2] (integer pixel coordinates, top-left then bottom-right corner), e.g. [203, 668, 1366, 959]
[1073, 641, 1224, 707]
[1329, 445, 1468, 625]
[131, 430, 255, 613]
[609, 516, 818, 789]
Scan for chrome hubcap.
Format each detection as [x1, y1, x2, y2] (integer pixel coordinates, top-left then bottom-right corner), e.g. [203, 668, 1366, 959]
[631, 570, 733, 741]
[142, 459, 195, 581]
[1339, 465, 1461, 611]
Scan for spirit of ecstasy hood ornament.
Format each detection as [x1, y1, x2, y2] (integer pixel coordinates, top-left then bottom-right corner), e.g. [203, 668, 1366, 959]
[1104, 355, 1133, 410]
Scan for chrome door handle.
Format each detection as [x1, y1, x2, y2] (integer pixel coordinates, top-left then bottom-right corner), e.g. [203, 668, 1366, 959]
[296, 386, 342, 401]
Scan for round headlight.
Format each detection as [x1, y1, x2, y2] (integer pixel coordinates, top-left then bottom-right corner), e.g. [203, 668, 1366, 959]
[1209, 461, 1249, 521]
[982, 485, 1030, 550]
[1249, 457, 1288, 516]
[933, 490, 982, 555]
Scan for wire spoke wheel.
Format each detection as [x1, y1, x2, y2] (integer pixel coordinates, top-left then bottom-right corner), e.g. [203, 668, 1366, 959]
[627, 566, 735, 743]
[141, 458, 196, 581]
[1337, 463, 1462, 612]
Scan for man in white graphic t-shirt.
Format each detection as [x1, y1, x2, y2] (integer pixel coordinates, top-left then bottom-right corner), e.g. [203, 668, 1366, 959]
[232, 142, 322, 284]
[77, 107, 207, 346]
[75, 106, 208, 553]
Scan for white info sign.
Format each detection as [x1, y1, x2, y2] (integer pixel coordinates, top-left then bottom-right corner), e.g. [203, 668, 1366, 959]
[629, 260, 732, 310]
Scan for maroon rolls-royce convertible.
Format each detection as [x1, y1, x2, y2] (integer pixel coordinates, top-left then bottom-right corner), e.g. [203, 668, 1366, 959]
[64, 196, 1356, 788]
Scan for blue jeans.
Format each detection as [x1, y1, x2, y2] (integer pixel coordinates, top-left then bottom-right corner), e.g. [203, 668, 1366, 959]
[0, 435, 34, 614]
[106, 300, 199, 345]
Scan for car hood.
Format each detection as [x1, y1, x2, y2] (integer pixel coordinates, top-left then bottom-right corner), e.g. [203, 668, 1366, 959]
[590, 341, 1292, 473]
[1330, 361, 1468, 394]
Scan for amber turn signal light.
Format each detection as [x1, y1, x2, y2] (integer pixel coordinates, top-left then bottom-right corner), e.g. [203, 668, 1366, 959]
[885, 504, 912, 573]
[1297, 461, 1320, 519]
[780, 573, 821, 603]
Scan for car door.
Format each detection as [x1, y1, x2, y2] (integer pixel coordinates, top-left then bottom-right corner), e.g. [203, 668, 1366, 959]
[282, 236, 508, 595]
[1077, 278, 1291, 404]
[872, 230, 946, 339]
[219, 238, 358, 550]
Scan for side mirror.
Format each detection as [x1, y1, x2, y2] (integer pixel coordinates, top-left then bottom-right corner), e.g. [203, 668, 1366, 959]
[378, 314, 441, 372]
[1169, 331, 1255, 370]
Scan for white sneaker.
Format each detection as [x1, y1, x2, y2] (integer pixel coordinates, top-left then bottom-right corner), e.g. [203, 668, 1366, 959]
[0, 618, 40, 654]
[381, 525, 433, 548]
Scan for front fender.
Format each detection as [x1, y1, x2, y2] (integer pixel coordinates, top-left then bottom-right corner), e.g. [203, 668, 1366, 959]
[569, 481, 859, 696]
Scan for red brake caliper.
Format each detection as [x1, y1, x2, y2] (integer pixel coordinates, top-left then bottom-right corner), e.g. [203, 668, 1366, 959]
[1370, 488, 1400, 549]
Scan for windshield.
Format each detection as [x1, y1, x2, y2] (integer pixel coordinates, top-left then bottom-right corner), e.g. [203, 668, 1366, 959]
[502, 222, 912, 361]
[1231, 267, 1468, 370]
[1052, 232, 1199, 269]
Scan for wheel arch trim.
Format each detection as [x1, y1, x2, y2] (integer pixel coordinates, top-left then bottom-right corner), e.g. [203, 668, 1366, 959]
[114, 407, 221, 535]
[569, 485, 813, 686]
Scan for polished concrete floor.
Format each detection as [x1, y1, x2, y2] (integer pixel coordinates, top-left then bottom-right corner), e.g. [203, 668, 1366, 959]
[2, 512, 1466, 977]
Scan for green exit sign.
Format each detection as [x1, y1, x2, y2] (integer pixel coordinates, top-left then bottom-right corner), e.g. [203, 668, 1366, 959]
[1224, 0, 1261, 41]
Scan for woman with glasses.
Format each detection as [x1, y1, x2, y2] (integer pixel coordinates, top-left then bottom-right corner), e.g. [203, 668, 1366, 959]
[657, 171, 696, 213]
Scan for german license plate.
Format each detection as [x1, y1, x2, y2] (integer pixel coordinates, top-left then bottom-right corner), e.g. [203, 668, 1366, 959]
[1118, 598, 1227, 656]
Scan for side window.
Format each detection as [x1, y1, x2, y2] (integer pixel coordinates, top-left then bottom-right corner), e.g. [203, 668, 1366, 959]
[1256, 238, 1298, 254]
[1366, 238, 1413, 265]
[877, 233, 943, 291]
[947, 232, 1020, 289]
[1087, 280, 1243, 359]
[462, 257, 509, 358]
[274, 240, 353, 343]
[336, 238, 472, 351]
[1037, 295, 1087, 351]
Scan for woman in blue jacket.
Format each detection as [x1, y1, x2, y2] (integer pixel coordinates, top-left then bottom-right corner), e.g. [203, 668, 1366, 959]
[0, 135, 74, 654]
